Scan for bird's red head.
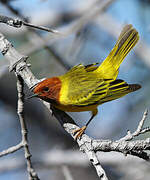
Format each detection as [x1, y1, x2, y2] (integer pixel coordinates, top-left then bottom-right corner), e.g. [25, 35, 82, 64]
[33, 77, 61, 102]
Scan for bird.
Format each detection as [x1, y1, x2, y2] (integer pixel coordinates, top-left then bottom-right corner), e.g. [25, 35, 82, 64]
[30, 24, 141, 140]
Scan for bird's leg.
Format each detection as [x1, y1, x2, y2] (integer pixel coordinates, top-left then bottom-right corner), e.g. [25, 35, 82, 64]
[73, 113, 96, 140]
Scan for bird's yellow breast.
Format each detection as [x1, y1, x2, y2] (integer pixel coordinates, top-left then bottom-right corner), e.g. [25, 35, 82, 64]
[58, 76, 70, 105]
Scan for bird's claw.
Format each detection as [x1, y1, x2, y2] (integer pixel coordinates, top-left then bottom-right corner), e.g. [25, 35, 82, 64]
[73, 126, 87, 140]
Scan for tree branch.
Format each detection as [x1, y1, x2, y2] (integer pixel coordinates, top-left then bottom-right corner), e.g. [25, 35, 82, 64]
[119, 109, 149, 141]
[0, 42, 40, 179]
[0, 15, 60, 34]
[0, 142, 23, 157]
[16, 74, 40, 180]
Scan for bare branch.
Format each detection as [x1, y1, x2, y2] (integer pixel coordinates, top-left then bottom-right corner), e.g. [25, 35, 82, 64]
[52, 107, 150, 161]
[92, 138, 150, 160]
[16, 75, 40, 180]
[0, 142, 23, 157]
[0, 41, 40, 179]
[51, 107, 108, 179]
[119, 109, 149, 141]
[87, 151, 108, 179]
[0, 15, 60, 34]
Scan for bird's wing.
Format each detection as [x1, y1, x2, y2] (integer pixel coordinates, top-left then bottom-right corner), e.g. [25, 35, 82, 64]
[60, 64, 109, 106]
[84, 63, 99, 72]
[60, 64, 135, 106]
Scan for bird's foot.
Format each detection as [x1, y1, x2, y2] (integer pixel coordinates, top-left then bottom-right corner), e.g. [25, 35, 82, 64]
[73, 126, 87, 140]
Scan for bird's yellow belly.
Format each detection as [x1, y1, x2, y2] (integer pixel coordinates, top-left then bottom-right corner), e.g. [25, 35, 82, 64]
[53, 103, 98, 112]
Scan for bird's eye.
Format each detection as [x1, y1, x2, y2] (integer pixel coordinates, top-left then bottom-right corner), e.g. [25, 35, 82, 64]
[43, 87, 49, 92]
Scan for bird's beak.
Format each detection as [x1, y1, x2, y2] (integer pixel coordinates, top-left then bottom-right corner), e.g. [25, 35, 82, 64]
[26, 93, 39, 99]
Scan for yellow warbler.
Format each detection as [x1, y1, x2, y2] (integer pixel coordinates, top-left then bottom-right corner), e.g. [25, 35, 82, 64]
[31, 24, 141, 139]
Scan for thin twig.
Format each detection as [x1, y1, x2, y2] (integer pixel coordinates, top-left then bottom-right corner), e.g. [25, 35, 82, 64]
[132, 109, 148, 136]
[23, 21, 60, 34]
[0, 142, 23, 157]
[0, 4, 71, 70]
[0, 15, 60, 34]
[119, 109, 148, 141]
[16, 75, 40, 180]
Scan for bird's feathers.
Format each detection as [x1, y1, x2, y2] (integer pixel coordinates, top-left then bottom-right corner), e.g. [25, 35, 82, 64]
[59, 64, 140, 107]
[96, 24, 139, 79]
[33, 24, 141, 113]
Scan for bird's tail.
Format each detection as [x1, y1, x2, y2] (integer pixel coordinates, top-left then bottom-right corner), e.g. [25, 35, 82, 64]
[99, 79, 141, 104]
[96, 24, 139, 79]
